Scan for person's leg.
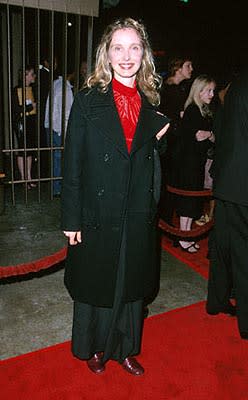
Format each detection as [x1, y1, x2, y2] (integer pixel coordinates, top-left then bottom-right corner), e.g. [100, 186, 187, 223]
[178, 216, 197, 252]
[52, 131, 62, 195]
[17, 156, 24, 180]
[209, 199, 215, 220]
[27, 156, 32, 181]
[229, 203, 248, 337]
[206, 200, 235, 314]
[72, 301, 110, 373]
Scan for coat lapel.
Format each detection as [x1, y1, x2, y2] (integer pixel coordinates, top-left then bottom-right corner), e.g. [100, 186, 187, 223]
[130, 94, 170, 156]
[85, 85, 169, 158]
[85, 85, 129, 158]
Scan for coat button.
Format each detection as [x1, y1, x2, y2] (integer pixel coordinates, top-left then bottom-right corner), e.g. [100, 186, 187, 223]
[147, 155, 152, 160]
[104, 153, 110, 162]
[149, 188, 154, 193]
[97, 189, 105, 196]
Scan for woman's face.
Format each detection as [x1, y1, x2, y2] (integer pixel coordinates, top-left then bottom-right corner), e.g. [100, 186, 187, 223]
[25, 69, 36, 86]
[179, 61, 193, 80]
[199, 82, 216, 104]
[108, 27, 143, 87]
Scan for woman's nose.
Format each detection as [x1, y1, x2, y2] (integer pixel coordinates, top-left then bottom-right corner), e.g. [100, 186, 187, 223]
[123, 49, 130, 60]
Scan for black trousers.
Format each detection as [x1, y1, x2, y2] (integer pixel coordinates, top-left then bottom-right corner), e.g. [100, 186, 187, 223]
[207, 199, 248, 334]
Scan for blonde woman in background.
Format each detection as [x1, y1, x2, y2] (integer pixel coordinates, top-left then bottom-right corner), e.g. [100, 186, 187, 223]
[173, 75, 216, 253]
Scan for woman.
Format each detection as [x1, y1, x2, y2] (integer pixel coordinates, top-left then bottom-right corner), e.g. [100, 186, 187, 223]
[174, 75, 216, 253]
[61, 18, 169, 376]
[160, 55, 194, 127]
[159, 55, 193, 224]
[13, 65, 37, 188]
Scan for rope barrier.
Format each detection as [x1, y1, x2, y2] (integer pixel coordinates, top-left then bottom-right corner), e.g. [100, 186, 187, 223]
[159, 218, 214, 238]
[166, 185, 212, 197]
[159, 185, 214, 238]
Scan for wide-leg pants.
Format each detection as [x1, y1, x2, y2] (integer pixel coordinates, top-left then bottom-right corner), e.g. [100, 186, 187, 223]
[207, 199, 248, 334]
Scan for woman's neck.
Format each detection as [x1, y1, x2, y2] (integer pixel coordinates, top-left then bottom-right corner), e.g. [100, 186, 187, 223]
[113, 75, 136, 88]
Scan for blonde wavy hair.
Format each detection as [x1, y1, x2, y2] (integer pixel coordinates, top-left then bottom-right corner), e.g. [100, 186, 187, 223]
[184, 74, 216, 118]
[86, 18, 162, 106]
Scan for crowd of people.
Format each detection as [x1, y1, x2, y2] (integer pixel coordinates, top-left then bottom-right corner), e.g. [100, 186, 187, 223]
[12, 15, 247, 376]
[12, 57, 87, 194]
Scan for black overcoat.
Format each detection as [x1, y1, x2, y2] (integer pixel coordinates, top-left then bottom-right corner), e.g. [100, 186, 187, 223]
[173, 104, 212, 190]
[213, 69, 248, 206]
[61, 83, 169, 307]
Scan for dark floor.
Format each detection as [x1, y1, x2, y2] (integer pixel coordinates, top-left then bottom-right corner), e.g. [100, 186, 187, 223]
[0, 184, 66, 266]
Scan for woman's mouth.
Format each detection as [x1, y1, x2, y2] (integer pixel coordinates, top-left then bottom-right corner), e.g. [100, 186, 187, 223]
[119, 63, 134, 70]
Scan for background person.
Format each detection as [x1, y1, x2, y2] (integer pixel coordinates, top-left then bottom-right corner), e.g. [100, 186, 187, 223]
[61, 17, 169, 376]
[159, 55, 193, 224]
[173, 75, 216, 252]
[13, 65, 37, 188]
[206, 70, 248, 340]
[45, 67, 74, 196]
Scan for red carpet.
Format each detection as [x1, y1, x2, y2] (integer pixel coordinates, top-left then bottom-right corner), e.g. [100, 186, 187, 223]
[2, 301, 248, 400]
[161, 235, 209, 279]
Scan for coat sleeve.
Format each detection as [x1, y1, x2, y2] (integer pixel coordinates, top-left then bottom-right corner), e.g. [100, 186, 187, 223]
[61, 92, 86, 231]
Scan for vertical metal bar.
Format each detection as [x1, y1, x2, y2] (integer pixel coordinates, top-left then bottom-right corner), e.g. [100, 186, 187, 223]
[6, 2, 15, 205]
[21, 2, 28, 203]
[61, 12, 67, 154]
[48, 10, 54, 199]
[74, 14, 81, 95]
[36, 5, 41, 202]
[87, 15, 94, 75]
[58, 11, 68, 200]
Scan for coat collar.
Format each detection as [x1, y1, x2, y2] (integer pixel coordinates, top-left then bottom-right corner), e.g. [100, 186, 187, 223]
[85, 83, 169, 158]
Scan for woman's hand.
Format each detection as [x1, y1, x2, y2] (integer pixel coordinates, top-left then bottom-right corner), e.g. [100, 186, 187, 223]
[195, 130, 214, 142]
[63, 231, 82, 245]
[156, 123, 170, 141]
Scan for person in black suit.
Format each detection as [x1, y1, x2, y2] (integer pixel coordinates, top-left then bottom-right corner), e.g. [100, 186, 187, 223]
[38, 54, 57, 177]
[61, 17, 169, 376]
[206, 69, 248, 339]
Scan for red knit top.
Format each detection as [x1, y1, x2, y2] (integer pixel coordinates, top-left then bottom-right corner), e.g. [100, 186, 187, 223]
[112, 78, 141, 153]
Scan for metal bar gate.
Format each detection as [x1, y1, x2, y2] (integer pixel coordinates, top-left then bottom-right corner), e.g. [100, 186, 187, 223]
[0, 0, 98, 206]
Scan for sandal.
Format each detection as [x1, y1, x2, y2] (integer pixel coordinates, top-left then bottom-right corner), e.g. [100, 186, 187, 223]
[195, 214, 209, 226]
[178, 241, 198, 253]
[27, 183, 37, 189]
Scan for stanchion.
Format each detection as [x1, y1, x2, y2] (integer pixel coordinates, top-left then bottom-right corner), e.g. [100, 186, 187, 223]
[158, 184, 214, 239]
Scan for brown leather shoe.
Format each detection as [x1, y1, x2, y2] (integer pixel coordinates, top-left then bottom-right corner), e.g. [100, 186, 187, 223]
[87, 352, 105, 374]
[121, 357, 144, 376]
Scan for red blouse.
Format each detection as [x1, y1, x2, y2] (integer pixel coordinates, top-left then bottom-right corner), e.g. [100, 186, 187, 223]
[112, 78, 141, 153]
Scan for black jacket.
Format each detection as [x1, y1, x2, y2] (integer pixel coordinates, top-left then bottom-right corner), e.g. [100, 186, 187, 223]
[213, 69, 248, 206]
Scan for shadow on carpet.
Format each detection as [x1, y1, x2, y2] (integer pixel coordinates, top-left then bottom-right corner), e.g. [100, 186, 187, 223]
[1, 301, 247, 400]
